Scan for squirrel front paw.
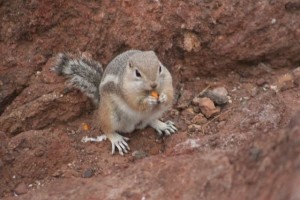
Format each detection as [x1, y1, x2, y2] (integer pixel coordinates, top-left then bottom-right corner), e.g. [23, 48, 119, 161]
[146, 92, 167, 105]
[108, 133, 130, 155]
[158, 93, 167, 103]
[146, 96, 159, 106]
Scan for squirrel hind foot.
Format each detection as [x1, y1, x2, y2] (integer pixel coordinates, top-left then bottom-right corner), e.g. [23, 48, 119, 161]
[109, 133, 130, 155]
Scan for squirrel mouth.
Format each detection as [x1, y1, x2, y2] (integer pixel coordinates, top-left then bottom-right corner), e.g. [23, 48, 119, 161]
[150, 91, 161, 104]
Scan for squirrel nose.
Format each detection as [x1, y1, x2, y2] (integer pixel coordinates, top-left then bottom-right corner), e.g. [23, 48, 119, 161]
[150, 83, 157, 89]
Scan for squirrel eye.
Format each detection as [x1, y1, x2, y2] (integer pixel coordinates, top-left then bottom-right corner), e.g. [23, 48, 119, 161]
[135, 69, 141, 78]
[159, 65, 162, 74]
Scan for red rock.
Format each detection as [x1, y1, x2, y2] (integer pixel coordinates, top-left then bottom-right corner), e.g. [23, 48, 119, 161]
[0, 84, 92, 135]
[197, 97, 220, 118]
[13, 152, 235, 200]
[1, 1, 300, 199]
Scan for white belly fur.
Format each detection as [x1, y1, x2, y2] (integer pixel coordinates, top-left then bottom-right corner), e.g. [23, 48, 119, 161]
[111, 94, 168, 133]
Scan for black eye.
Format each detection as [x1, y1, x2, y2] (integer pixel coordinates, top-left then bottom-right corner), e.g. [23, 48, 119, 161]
[135, 69, 141, 78]
[159, 66, 162, 74]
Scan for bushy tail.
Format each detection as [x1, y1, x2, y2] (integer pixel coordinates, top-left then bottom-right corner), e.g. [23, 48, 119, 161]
[53, 53, 103, 105]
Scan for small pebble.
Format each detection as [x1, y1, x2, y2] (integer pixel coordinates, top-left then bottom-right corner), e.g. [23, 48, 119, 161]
[249, 147, 262, 161]
[83, 169, 94, 178]
[271, 18, 276, 24]
[34, 149, 45, 157]
[14, 182, 28, 195]
[204, 87, 229, 105]
[250, 87, 258, 97]
[176, 90, 193, 110]
[0, 80, 3, 90]
[256, 78, 267, 86]
[0, 159, 4, 168]
[192, 106, 200, 113]
[288, 111, 300, 129]
[188, 124, 202, 132]
[191, 114, 207, 125]
[263, 84, 270, 91]
[52, 170, 63, 177]
[258, 157, 272, 172]
[276, 73, 294, 91]
[132, 150, 148, 160]
[217, 121, 226, 128]
[192, 97, 201, 106]
[292, 67, 300, 86]
[292, 67, 300, 76]
[181, 107, 195, 120]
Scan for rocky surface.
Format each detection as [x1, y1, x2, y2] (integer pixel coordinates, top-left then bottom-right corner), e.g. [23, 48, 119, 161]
[1, 0, 300, 199]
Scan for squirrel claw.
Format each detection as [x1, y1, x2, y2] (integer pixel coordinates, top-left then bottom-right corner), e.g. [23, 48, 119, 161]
[150, 120, 177, 136]
[110, 133, 130, 155]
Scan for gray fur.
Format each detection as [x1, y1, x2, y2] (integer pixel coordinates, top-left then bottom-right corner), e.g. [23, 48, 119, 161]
[53, 53, 103, 105]
[53, 50, 159, 105]
[99, 50, 141, 95]
[102, 50, 141, 78]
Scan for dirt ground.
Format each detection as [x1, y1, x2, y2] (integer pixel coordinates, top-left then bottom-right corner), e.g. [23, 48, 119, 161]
[1, 1, 300, 200]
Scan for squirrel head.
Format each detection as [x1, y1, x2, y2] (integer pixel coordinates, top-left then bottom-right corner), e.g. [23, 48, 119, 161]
[122, 51, 167, 95]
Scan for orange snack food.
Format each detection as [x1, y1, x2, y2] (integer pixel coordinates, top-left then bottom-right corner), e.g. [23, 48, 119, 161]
[82, 123, 90, 131]
[150, 91, 159, 99]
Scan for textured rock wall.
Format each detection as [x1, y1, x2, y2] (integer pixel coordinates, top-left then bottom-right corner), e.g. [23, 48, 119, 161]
[1, 0, 300, 134]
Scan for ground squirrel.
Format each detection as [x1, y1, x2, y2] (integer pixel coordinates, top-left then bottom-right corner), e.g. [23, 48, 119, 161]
[53, 50, 177, 155]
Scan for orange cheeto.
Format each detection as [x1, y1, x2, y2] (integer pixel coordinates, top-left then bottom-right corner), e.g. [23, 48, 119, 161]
[150, 91, 159, 99]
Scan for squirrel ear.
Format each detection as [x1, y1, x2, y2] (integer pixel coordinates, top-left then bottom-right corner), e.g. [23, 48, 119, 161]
[129, 62, 133, 68]
[159, 62, 165, 72]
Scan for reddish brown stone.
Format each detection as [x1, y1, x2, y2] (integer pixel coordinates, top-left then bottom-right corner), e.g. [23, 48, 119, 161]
[197, 97, 221, 118]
